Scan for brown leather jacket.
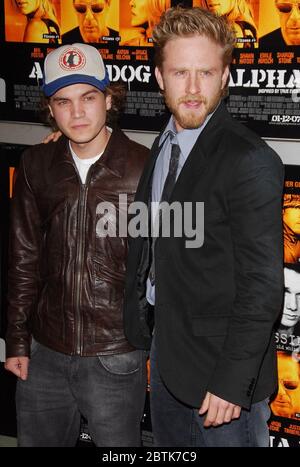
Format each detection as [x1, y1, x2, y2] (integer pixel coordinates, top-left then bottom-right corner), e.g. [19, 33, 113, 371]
[6, 129, 149, 357]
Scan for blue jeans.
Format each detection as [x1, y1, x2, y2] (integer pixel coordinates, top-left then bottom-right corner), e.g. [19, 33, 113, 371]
[150, 339, 271, 447]
[16, 340, 147, 447]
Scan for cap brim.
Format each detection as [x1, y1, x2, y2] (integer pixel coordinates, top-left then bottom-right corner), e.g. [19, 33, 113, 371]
[42, 73, 110, 97]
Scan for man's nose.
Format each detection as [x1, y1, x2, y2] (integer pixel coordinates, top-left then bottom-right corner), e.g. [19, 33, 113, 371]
[71, 101, 85, 118]
[287, 293, 298, 310]
[278, 380, 288, 396]
[289, 4, 300, 20]
[186, 72, 201, 94]
[84, 6, 95, 21]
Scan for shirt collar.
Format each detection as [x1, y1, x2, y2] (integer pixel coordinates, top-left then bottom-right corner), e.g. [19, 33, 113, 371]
[159, 104, 218, 161]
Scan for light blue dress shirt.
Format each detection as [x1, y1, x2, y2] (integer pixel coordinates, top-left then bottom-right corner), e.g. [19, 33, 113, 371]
[146, 112, 214, 305]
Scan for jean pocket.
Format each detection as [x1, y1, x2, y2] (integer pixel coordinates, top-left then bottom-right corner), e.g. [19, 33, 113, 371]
[97, 350, 143, 375]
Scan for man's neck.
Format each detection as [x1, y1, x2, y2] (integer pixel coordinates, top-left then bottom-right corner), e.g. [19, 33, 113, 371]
[70, 127, 111, 160]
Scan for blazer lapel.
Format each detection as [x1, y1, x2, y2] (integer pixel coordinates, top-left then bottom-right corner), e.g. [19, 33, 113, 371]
[169, 128, 208, 202]
[170, 102, 230, 201]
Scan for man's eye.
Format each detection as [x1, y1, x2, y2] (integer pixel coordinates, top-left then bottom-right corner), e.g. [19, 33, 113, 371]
[283, 380, 299, 390]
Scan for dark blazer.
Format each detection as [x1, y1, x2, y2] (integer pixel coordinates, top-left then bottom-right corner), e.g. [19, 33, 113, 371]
[259, 28, 288, 49]
[124, 102, 284, 409]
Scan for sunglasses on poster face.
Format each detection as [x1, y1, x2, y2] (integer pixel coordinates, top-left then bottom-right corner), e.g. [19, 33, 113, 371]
[276, 2, 300, 13]
[280, 379, 299, 390]
[74, 3, 105, 14]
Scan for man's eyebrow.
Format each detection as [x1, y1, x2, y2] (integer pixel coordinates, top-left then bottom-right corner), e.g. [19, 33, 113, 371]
[81, 89, 100, 97]
[52, 90, 99, 101]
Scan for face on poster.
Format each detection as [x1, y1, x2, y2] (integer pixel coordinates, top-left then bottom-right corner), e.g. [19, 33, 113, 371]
[199, 0, 259, 47]
[271, 352, 300, 420]
[258, 0, 300, 46]
[5, 0, 61, 43]
[60, 0, 119, 44]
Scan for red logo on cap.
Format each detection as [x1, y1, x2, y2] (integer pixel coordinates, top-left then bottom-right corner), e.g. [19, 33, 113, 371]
[59, 47, 86, 71]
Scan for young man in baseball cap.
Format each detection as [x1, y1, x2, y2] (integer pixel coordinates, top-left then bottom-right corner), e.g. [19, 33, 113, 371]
[5, 43, 149, 447]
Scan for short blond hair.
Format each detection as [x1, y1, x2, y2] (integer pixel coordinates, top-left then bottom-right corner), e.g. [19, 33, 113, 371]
[153, 6, 236, 69]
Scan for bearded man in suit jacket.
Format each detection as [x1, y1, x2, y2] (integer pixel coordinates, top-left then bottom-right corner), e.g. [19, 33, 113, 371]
[124, 6, 284, 447]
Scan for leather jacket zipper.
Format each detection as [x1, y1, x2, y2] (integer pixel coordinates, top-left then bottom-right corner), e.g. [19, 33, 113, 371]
[74, 166, 94, 355]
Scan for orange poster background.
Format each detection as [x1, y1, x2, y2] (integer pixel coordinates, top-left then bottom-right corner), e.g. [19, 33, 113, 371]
[9, 167, 15, 199]
[119, 0, 135, 28]
[258, 0, 280, 37]
[60, 0, 77, 35]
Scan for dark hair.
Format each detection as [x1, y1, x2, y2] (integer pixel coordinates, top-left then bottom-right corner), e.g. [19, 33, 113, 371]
[105, 82, 127, 127]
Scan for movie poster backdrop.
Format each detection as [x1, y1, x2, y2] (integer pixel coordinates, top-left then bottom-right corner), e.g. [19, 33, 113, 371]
[269, 165, 300, 448]
[0, 0, 299, 137]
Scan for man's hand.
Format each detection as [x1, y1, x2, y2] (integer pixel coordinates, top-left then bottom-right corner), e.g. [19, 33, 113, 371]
[42, 131, 62, 144]
[199, 392, 241, 427]
[5, 356, 29, 381]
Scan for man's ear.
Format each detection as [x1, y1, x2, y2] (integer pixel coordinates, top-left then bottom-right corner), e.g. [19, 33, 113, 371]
[221, 66, 230, 91]
[155, 66, 164, 92]
[105, 93, 112, 111]
[48, 104, 54, 118]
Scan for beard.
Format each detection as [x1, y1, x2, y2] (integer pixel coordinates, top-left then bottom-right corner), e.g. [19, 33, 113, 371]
[164, 90, 223, 130]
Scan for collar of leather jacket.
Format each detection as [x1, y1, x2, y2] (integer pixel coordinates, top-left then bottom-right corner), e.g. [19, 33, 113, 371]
[50, 128, 129, 179]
